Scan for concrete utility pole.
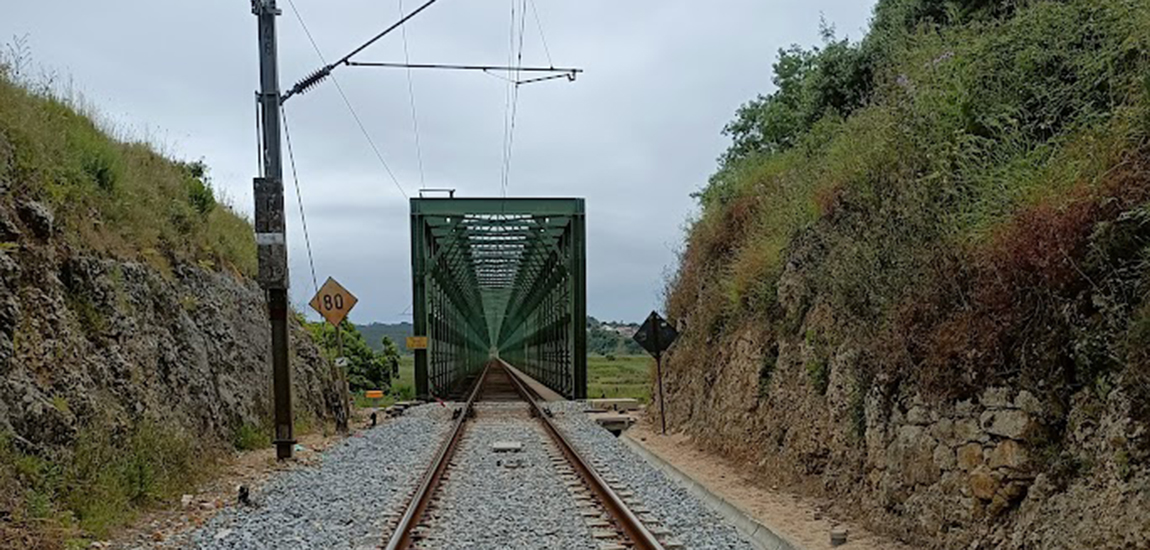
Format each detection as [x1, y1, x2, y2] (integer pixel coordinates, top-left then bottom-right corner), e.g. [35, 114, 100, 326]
[253, 0, 294, 460]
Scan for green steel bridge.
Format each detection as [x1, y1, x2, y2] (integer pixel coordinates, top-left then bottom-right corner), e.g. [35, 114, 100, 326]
[409, 198, 587, 400]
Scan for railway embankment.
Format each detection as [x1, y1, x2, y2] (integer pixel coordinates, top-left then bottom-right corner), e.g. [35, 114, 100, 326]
[661, 1, 1150, 548]
[0, 65, 341, 547]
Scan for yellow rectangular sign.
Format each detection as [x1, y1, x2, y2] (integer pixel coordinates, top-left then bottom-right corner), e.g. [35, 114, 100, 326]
[406, 336, 428, 350]
[365, 390, 384, 399]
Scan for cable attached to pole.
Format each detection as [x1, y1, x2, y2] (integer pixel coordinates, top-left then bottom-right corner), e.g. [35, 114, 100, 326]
[285, 0, 410, 199]
[281, 106, 320, 297]
[282, 0, 444, 103]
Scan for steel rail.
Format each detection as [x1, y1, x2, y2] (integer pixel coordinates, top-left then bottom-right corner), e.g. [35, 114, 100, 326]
[498, 360, 666, 550]
[383, 362, 489, 550]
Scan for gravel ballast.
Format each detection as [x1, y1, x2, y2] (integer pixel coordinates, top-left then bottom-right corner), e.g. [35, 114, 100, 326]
[421, 402, 598, 550]
[176, 404, 454, 550]
[551, 401, 757, 550]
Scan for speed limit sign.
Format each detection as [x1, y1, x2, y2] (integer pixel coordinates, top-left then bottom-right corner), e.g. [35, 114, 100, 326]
[309, 277, 359, 326]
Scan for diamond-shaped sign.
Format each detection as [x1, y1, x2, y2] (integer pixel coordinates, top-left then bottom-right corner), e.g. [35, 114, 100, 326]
[309, 277, 358, 326]
[633, 311, 678, 357]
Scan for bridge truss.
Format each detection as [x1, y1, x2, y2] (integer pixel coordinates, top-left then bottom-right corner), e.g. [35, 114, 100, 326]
[409, 198, 587, 399]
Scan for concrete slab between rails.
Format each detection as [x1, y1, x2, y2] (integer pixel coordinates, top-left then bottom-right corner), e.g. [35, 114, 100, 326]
[499, 361, 568, 402]
[620, 432, 803, 550]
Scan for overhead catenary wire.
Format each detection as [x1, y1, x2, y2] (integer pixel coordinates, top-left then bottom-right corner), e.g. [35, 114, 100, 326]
[399, 0, 427, 189]
[500, 0, 529, 196]
[281, 106, 320, 297]
[499, 0, 516, 197]
[282, 0, 445, 102]
[528, 0, 554, 68]
[285, 0, 409, 200]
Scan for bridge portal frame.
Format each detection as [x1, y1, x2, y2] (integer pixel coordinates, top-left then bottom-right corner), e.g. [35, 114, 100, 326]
[410, 198, 587, 400]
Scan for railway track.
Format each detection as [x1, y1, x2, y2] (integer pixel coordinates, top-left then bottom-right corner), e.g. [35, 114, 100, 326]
[383, 361, 666, 550]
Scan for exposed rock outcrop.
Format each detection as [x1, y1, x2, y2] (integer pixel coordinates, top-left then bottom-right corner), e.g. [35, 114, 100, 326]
[0, 198, 339, 453]
[661, 324, 1150, 548]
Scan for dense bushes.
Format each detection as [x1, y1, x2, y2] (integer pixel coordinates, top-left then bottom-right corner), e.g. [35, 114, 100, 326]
[304, 319, 398, 393]
[669, 0, 1150, 404]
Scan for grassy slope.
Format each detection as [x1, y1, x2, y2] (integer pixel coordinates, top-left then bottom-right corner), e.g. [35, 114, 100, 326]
[0, 71, 255, 277]
[669, 0, 1150, 402]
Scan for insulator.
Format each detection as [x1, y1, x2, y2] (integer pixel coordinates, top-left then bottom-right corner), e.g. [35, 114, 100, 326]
[291, 67, 331, 97]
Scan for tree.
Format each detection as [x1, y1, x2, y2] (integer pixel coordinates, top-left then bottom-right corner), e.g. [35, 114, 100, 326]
[305, 320, 391, 392]
[380, 336, 400, 378]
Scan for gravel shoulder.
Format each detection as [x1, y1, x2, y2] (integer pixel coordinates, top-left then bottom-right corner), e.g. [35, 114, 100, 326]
[551, 402, 756, 550]
[127, 404, 454, 550]
[626, 417, 915, 550]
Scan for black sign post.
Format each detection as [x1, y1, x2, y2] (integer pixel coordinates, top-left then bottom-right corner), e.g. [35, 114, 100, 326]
[634, 311, 678, 435]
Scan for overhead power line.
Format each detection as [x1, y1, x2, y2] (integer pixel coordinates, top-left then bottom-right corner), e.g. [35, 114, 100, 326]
[282, 0, 445, 102]
[281, 106, 320, 296]
[285, 0, 409, 199]
[279, 0, 580, 201]
[399, 0, 427, 189]
[529, 0, 555, 68]
[501, 0, 529, 196]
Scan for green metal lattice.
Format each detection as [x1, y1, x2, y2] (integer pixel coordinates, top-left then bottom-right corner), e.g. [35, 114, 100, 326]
[409, 198, 586, 399]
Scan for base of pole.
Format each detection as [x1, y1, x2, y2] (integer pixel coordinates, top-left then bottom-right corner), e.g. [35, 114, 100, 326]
[274, 439, 296, 460]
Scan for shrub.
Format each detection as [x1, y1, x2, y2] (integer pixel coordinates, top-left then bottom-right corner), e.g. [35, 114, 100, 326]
[232, 423, 269, 451]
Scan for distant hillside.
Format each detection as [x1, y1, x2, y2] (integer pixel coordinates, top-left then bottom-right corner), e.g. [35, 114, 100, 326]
[357, 322, 413, 353]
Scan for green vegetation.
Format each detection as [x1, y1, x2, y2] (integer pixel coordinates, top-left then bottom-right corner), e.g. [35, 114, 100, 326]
[0, 421, 214, 547]
[353, 354, 416, 408]
[0, 43, 264, 547]
[357, 322, 414, 354]
[394, 355, 416, 398]
[232, 423, 269, 451]
[304, 318, 398, 393]
[0, 47, 256, 277]
[587, 317, 643, 356]
[669, 0, 1150, 407]
[587, 355, 652, 403]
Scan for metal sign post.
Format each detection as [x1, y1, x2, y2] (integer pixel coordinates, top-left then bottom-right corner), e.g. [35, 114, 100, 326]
[633, 311, 678, 435]
[310, 277, 359, 433]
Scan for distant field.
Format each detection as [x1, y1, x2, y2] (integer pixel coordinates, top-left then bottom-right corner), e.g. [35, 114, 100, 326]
[587, 355, 652, 403]
[379, 354, 652, 403]
[396, 355, 415, 390]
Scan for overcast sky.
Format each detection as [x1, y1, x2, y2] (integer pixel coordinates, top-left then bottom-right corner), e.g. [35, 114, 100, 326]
[2, 0, 876, 324]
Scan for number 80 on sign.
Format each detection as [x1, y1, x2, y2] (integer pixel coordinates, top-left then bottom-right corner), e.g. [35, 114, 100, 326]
[309, 277, 359, 326]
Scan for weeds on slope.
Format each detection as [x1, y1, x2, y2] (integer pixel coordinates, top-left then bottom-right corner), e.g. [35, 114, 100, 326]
[667, 0, 1150, 408]
[0, 45, 256, 278]
[0, 421, 217, 549]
